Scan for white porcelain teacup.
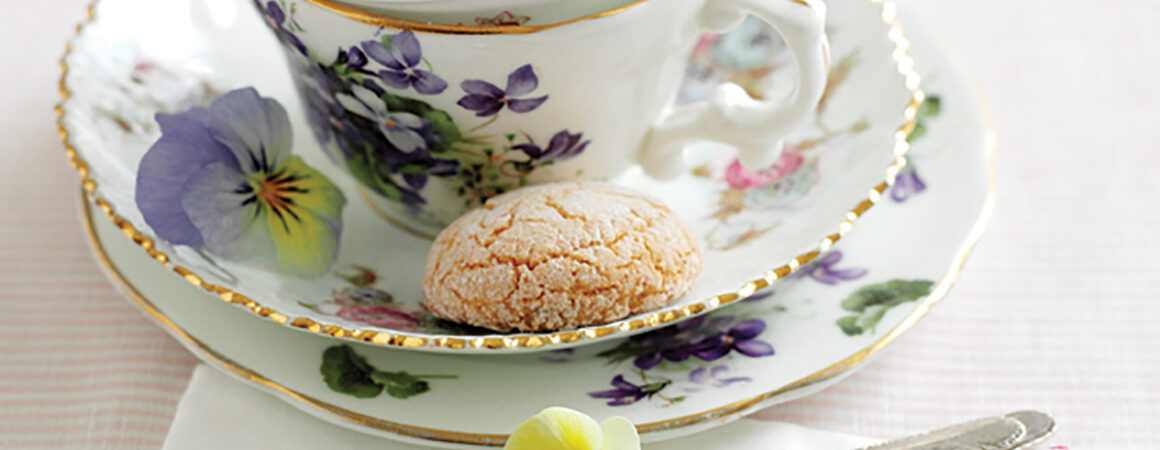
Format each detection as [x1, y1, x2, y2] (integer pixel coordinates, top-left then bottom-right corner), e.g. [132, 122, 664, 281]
[253, 0, 829, 235]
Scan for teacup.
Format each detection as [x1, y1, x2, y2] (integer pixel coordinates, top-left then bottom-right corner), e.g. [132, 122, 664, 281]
[253, 0, 829, 236]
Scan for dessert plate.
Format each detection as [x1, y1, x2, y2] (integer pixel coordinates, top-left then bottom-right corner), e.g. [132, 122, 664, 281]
[79, 3, 993, 444]
[59, 0, 919, 352]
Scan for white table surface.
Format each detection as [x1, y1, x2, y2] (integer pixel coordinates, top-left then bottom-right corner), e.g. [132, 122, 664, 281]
[2, 0, 1158, 448]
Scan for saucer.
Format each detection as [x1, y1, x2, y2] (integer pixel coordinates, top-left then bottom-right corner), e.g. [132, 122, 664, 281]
[78, 2, 994, 443]
[59, 0, 918, 352]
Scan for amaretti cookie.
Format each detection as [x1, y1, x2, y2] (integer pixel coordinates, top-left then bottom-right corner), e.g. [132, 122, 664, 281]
[422, 182, 702, 332]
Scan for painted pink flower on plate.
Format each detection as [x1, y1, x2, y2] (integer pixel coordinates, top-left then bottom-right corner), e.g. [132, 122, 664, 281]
[723, 146, 805, 191]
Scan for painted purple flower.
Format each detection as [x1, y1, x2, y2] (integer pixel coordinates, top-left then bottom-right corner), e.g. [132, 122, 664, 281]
[890, 165, 927, 202]
[684, 365, 751, 392]
[512, 130, 589, 162]
[336, 84, 434, 153]
[588, 375, 669, 406]
[457, 64, 548, 117]
[135, 88, 345, 277]
[691, 319, 775, 361]
[361, 32, 448, 95]
[629, 315, 734, 370]
[335, 46, 371, 75]
[798, 250, 868, 285]
[259, 1, 307, 56]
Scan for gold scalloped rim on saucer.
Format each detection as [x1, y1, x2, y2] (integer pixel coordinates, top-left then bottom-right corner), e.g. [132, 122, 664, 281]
[56, 0, 922, 351]
[78, 104, 996, 447]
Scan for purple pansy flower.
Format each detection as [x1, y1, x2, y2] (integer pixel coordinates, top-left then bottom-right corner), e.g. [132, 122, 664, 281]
[690, 319, 775, 361]
[335, 84, 434, 153]
[457, 64, 549, 117]
[361, 32, 448, 95]
[630, 315, 735, 370]
[890, 165, 927, 202]
[335, 46, 371, 75]
[512, 130, 589, 162]
[259, 1, 307, 56]
[685, 365, 751, 392]
[588, 375, 669, 406]
[797, 250, 868, 285]
[135, 88, 345, 277]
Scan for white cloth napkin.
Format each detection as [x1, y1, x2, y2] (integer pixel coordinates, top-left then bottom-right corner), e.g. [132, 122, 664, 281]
[163, 365, 879, 450]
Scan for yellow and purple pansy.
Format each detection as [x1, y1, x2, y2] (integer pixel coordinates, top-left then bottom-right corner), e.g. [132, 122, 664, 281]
[135, 87, 345, 277]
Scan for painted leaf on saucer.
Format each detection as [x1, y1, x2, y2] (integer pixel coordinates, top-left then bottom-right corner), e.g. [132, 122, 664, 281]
[836, 279, 934, 336]
[320, 345, 456, 399]
[135, 87, 346, 277]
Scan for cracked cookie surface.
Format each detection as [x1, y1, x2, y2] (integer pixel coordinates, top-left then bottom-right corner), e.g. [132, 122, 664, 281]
[422, 182, 702, 332]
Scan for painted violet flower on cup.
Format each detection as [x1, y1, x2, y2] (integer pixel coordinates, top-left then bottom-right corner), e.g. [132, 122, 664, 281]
[362, 31, 448, 95]
[457, 64, 548, 117]
[135, 87, 346, 277]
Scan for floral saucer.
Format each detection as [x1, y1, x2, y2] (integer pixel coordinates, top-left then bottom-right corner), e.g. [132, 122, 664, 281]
[78, 1, 993, 443]
[82, 37, 989, 450]
[59, 0, 920, 352]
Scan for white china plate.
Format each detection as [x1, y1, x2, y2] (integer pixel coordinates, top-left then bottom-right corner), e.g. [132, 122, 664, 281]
[59, 0, 920, 352]
[79, 3, 994, 444]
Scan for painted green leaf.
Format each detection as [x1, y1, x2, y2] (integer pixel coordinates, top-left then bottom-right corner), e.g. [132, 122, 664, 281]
[907, 123, 928, 143]
[840, 280, 934, 312]
[917, 96, 942, 118]
[836, 316, 862, 336]
[370, 370, 431, 400]
[836, 280, 933, 336]
[320, 345, 384, 398]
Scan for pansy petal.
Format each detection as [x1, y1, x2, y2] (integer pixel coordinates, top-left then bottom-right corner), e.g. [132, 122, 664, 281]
[688, 366, 708, 384]
[693, 345, 731, 361]
[377, 70, 411, 91]
[610, 375, 637, 392]
[361, 40, 404, 70]
[505, 64, 540, 97]
[457, 94, 502, 113]
[411, 70, 448, 95]
[389, 31, 422, 69]
[507, 95, 549, 113]
[829, 267, 869, 281]
[155, 107, 208, 134]
[512, 143, 544, 159]
[136, 121, 238, 247]
[382, 128, 426, 153]
[335, 93, 376, 121]
[383, 112, 427, 129]
[810, 270, 842, 285]
[180, 162, 272, 261]
[505, 407, 603, 450]
[599, 416, 641, 450]
[269, 155, 346, 222]
[816, 250, 843, 266]
[403, 173, 427, 190]
[207, 87, 293, 173]
[733, 339, 775, 357]
[264, 1, 285, 25]
[728, 319, 766, 339]
[587, 389, 625, 399]
[461, 79, 504, 98]
[633, 353, 663, 371]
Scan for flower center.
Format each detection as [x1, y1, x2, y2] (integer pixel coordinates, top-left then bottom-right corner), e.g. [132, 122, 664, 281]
[248, 169, 311, 228]
[383, 119, 398, 130]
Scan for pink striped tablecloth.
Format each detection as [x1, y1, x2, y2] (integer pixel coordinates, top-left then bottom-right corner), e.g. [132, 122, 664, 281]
[2, 0, 1158, 448]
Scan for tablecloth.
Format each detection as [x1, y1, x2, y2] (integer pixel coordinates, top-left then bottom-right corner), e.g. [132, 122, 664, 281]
[2, 0, 1158, 448]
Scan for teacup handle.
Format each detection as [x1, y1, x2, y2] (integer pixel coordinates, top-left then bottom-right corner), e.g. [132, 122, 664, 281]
[638, 0, 829, 179]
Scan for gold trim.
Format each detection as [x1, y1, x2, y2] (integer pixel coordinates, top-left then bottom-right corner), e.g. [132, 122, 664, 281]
[57, 0, 921, 351]
[301, 0, 650, 35]
[79, 106, 997, 446]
